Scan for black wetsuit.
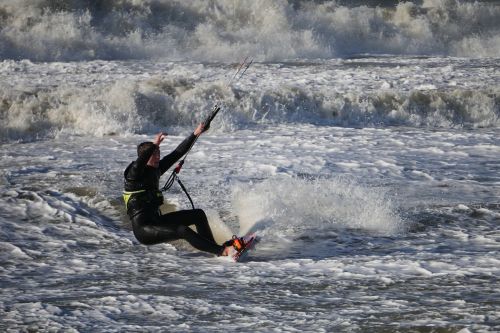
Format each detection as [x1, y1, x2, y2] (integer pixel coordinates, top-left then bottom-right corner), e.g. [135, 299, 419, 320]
[123, 133, 224, 255]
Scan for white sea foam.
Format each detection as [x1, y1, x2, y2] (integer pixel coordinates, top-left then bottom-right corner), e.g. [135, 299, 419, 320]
[0, 0, 499, 62]
[0, 5, 499, 328]
[1, 56, 498, 142]
[0, 123, 499, 331]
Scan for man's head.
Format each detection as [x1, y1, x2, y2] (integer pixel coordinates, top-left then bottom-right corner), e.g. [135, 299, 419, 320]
[137, 141, 160, 168]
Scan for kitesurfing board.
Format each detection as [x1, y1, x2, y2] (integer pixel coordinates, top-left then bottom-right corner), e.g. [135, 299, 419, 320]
[232, 233, 258, 262]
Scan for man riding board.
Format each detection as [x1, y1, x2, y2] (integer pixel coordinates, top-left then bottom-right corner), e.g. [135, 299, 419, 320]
[123, 123, 243, 257]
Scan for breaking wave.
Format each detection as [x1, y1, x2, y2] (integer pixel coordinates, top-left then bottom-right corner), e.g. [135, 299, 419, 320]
[0, 0, 499, 62]
[0, 72, 498, 142]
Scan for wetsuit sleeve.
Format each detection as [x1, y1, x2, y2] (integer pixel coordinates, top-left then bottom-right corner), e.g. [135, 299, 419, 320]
[159, 133, 197, 175]
[124, 144, 157, 180]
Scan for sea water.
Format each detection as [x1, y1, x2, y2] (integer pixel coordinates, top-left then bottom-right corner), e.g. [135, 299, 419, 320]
[0, 1, 499, 332]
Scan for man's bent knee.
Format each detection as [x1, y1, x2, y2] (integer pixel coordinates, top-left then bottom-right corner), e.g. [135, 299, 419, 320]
[192, 208, 207, 219]
[176, 225, 191, 238]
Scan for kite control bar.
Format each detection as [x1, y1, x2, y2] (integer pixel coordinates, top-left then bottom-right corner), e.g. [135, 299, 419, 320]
[203, 105, 221, 131]
[160, 104, 222, 209]
[161, 58, 252, 209]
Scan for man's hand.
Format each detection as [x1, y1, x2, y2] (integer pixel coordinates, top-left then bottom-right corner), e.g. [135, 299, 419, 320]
[153, 132, 167, 146]
[194, 123, 205, 136]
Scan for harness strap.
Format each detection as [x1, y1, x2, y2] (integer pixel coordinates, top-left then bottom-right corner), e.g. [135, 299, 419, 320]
[122, 190, 146, 210]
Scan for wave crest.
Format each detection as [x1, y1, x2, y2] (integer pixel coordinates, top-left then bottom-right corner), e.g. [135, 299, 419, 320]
[1, 74, 498, 142]
[0, 0, 499, 61]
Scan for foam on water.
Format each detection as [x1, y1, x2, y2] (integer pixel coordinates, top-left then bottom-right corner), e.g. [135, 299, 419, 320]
[0, 5, 499, 327]
[0, 124, 499, 331]
[1, 56, 499, 142]
[0, 0, 499, 62]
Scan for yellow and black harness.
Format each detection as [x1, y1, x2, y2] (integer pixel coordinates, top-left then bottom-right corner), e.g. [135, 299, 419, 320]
[122, 189, 164, 211]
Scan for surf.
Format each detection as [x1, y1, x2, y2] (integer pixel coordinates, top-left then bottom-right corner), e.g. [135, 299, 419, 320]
[0, 0, 499, 62]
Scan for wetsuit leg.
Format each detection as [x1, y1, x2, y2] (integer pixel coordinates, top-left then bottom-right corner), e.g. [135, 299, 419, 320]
[131, 209, 224, 255]
[131, 212, 177, 245]
[165, 209, 217, 243]
[174, 224, 223, 255]
[155, 209, 222, 255]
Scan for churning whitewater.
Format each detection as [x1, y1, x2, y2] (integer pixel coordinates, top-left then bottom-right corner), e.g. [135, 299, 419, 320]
[1, 0, 500, 61]
[0, 1, 499, 332]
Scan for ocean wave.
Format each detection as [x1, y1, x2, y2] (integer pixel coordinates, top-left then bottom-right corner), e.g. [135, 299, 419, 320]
[0, 0, 499, 62]
[1, 75, 497, 142]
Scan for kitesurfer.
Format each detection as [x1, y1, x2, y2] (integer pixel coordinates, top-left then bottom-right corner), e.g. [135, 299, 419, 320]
[123, 124, 242, 256]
